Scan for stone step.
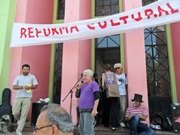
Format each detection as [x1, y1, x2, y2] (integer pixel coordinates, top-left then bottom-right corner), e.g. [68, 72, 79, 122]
[10, 123, 178, 135]
[93, 126, 177, 135]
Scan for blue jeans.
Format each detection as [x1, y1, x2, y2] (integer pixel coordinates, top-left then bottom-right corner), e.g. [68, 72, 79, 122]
[80, 112, 95, 135]
[129, 115, 154, 135]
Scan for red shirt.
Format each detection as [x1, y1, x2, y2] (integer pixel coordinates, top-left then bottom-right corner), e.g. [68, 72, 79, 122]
[125, 105, 149, 124]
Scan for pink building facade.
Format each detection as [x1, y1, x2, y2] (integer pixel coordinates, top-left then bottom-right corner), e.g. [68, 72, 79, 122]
[0, 0, 180, 124]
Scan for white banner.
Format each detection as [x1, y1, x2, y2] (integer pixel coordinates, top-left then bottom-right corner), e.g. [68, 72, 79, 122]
[10, 0, 180, 47]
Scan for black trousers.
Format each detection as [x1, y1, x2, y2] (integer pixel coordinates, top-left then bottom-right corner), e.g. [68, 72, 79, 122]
[102, 94, 119, 127]
[109, 97, 119, 127]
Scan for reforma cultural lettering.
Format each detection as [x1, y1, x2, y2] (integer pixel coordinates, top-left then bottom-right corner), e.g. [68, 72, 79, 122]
[11, 0, 180, 47]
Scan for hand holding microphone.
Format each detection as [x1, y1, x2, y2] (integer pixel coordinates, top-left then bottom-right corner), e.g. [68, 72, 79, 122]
[75, 81, 83, 98]
[75, 81, 84, 89]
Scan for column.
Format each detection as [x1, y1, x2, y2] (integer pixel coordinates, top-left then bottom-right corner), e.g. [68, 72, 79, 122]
[61, 0, 92, 123]
[171, 22, 180, 102]
[123, 0, 149, 112]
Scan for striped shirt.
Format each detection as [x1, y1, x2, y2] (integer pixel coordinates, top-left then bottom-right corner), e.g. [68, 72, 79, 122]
[125, 105, 148, 124]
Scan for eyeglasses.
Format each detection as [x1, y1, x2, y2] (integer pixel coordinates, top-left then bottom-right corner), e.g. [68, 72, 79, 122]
[115, 67, 120, 70]
[33, 124, 52, 133]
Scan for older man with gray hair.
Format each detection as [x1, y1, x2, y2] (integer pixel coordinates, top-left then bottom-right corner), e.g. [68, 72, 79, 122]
[76, 69, 100, 135]
[33, 104, 74, 135]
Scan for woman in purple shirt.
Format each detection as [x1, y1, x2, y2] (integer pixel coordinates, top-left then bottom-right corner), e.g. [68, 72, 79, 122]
[75, 69, 100, 135]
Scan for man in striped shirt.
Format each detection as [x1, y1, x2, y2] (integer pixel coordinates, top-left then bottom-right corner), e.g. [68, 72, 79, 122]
[125, 94, 154, 135]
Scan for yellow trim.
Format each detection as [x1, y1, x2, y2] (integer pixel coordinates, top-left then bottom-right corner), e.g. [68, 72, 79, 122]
[53, 0, 64, 22]
[119, 0, 124, 66]
[91, 0, 95, 71]
[54, 20, 64, 24]
[53, 0, 58, 22]
[48, 45, 55, 102]
[166, 25, 177, 103]
[0, 0, 17, 103]
[119, 0, 123, 12]
[120, 33, 124, 66]
[91, 40, 95, 71]
[92, 0, 95, 18]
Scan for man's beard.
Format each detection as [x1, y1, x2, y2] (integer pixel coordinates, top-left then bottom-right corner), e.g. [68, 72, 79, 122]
[23, 72, 29, 76]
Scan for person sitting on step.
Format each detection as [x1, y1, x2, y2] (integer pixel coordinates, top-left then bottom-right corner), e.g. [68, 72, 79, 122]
[125, 94, 154, 135]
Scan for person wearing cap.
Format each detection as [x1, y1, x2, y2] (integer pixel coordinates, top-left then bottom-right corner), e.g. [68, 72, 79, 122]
[125, 94, 154, 135]
[75, 69, 100, 135]
[114, 63, 127, 128]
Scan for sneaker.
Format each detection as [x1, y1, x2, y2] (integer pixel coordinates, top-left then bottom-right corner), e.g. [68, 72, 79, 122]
[150, 124, 161, 130]
[120, 122, 126, 128]
[111, 127, 116, 131]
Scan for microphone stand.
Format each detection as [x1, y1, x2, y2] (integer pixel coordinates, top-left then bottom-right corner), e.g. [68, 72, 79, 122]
[62, 76, 82, 117]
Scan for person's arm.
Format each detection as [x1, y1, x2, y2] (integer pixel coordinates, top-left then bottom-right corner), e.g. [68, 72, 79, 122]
[101, 73, 105, 90]
[24, 84, 37, 90]
[125, 116, 131, 121]
[125, 115, 132, 121]
[12, 76, 23, 90]
[139, 106, 148, 121]
[75, 88, 81, 98]
[13, 85, 23, 90]
[91, 82, 100, 117]
[125, 73, 128, 89]
[125, 108, 132, 121]
[25, 75, 38, 90]
[91, 98, 99, 117]
[139, 114, 148, 121]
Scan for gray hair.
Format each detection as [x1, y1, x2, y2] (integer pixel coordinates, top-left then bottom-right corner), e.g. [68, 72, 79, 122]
[41, 104, 74, 133]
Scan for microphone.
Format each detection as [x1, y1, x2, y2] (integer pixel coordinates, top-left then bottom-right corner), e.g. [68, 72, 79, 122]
[74, 73, 84, 89]
[75, 80, 84, 89]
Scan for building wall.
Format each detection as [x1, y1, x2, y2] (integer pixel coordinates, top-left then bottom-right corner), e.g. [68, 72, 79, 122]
[9, 0, 54, 105]
[0, 0, 16, 103]
[171, 22, 180, 102]
[0, 0, 179, 125]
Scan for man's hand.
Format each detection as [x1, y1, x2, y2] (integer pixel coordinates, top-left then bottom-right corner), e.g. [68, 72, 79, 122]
[91, 109, 98, 117]
[125, 116, 132, 121]
[139, 114, 147, 121]
[13, 85, 23, 90]
[25, 85, 31, 90]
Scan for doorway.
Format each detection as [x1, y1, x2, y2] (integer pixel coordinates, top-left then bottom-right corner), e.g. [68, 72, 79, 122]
[95, 34, 121, 83]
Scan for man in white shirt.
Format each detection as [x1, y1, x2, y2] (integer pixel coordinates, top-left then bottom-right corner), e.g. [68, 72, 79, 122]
[12, 64, 38, 135]
[114, 63, 127, 128]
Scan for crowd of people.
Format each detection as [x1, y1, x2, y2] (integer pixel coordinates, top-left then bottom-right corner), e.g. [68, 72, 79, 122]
[75, 63, 154, 135]
[9, 63, 154, 135]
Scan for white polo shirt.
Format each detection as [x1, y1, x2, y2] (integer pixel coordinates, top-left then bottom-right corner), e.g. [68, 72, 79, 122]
[13, 73, 38, 98]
